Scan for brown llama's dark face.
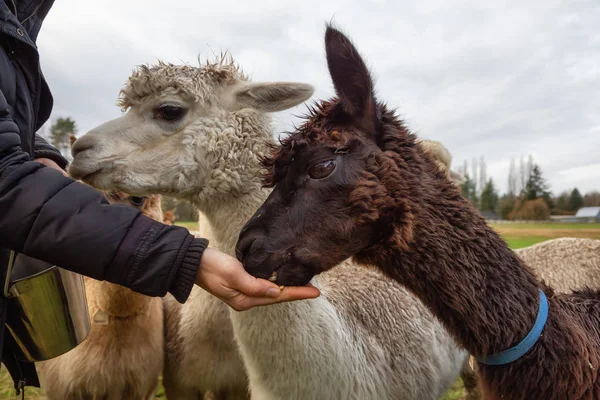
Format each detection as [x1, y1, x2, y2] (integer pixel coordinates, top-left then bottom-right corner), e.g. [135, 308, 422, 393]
[236, 25, 421, 286]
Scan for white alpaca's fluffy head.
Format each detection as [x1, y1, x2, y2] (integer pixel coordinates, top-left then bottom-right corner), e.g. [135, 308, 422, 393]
[69, 54, 314, 203]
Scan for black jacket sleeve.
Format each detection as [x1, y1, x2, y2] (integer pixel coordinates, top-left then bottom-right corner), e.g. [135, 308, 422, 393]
[32, 133, 69, 169]
[0, 89, 206, 303]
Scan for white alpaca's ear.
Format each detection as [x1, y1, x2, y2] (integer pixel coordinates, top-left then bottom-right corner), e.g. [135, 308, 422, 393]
[232, 82, 314, 112]
[450, 169, 467, 185]
[418, 139, 452, 169]
[418, 139, 466, 185]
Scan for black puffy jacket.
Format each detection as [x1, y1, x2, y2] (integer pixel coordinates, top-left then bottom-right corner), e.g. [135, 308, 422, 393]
[0, 0, 208, 392]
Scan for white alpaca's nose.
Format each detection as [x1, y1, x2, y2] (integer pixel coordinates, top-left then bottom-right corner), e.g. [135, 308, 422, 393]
[71, 135, 98, 158]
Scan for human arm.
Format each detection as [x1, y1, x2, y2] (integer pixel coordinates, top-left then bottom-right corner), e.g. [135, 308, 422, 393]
[0, 88, 202, 303]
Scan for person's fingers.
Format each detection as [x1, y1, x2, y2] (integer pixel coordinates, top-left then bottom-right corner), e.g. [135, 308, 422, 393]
[229, 267, 322, 300]
[230, 271, 283, 298]
[230, 286, 321, 311]
[35, 158, 69, 177]
[277, 285, 321, 301]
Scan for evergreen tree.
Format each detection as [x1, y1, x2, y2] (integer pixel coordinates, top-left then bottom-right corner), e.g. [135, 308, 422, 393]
[568, 188, 584, 212]
[49, 117, 77, 159]
[522, 163, 553, 209]
[460, 173, 479, 208]
[480, 178, 499, 212]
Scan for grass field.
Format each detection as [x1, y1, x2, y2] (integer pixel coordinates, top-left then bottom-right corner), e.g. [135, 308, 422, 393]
[490, 222, 600, 249]
[173, 221, 199, 231]
[1, 222, 598, 399]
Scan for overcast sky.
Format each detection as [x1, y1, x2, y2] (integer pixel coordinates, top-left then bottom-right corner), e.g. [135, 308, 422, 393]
[37, 0, 599, 195]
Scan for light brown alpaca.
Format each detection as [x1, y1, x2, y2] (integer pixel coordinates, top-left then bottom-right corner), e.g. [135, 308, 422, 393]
[36, 193, 164, 400]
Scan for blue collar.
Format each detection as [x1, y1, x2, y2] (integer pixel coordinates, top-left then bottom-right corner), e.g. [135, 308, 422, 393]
[476, 289, 549, 366]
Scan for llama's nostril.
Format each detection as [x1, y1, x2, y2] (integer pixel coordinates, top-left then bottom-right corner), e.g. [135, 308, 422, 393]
[235, 235, 258, 263]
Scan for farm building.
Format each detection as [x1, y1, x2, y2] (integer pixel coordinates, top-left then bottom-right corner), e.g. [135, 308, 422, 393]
[574, 206, 600, 223]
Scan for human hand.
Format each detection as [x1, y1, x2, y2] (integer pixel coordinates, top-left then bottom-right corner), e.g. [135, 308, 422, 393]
[195, 248, 321, 311]
[34, 157, 69, 177]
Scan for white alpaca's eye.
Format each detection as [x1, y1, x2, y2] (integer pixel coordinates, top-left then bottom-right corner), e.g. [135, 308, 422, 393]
[154, 105, 185, 122]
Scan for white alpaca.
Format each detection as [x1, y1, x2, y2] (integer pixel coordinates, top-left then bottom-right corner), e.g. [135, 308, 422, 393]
[36, 193, 164, 400]
[68, 56, 477, 400]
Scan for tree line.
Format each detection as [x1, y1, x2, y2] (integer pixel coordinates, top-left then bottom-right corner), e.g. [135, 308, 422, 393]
[457, 155, 599, 220]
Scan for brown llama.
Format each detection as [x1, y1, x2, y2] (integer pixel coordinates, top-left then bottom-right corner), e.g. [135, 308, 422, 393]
[235, 24, 600, 400]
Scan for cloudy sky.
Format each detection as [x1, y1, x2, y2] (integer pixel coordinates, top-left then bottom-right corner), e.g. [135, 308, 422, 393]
[37, 0, 599, 195]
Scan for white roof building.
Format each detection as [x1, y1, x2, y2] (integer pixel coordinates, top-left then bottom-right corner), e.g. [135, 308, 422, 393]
[575, 207, 600, 218]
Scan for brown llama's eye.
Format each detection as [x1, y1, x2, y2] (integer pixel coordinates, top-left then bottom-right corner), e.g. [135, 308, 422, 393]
[154, 105, 185, 122]
[308, 160, 336, 180]
[130, 196, 146, 207]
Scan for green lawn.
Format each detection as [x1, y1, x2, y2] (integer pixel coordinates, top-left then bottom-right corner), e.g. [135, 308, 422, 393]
[489, 222, 600, 254]
[490, 222, 600, 230]
[1, 222, 598, 399]
[503, 237, 550, 248]
[174, 221, 200, 231]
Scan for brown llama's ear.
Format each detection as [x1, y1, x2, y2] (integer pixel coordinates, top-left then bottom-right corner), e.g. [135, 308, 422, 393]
[324, 24, 378, 134]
